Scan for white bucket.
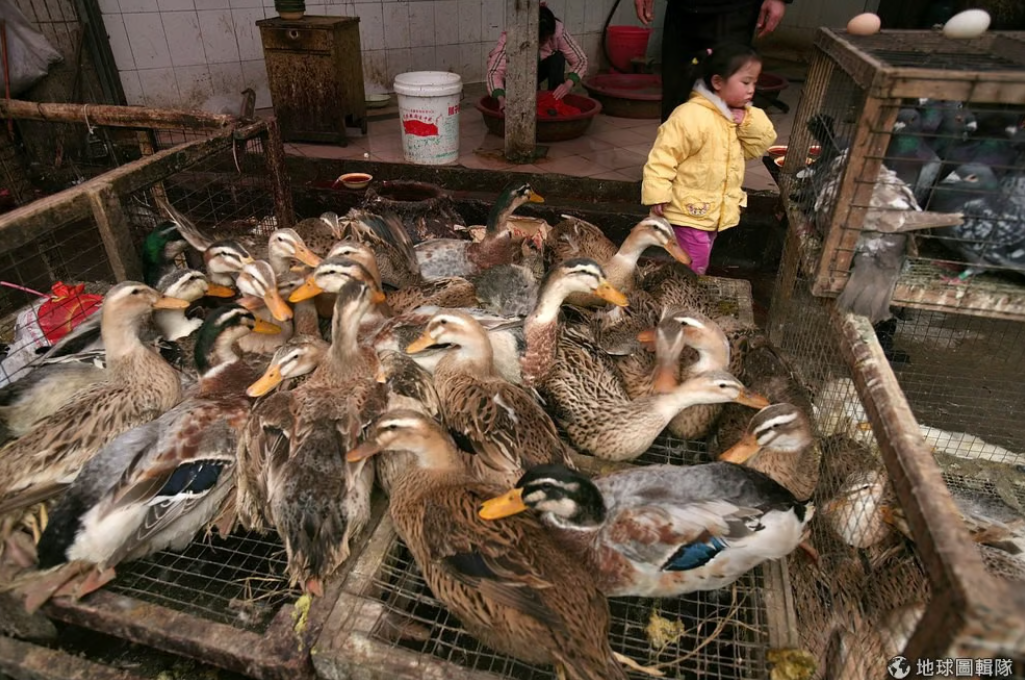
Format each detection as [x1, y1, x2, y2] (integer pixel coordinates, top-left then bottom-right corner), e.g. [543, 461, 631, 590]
[393, 71, 462, 165]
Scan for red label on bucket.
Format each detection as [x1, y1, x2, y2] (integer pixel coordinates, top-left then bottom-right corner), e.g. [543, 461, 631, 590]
[403, 119, 439, 137]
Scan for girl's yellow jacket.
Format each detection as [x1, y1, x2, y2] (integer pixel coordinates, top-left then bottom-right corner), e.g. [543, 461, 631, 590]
[641, 82, 777, 232]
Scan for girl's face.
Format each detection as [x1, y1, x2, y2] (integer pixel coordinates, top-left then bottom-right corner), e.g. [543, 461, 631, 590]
[712, 60, 762, 109]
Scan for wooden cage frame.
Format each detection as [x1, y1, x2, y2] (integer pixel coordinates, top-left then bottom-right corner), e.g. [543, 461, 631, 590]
[769, 228, 1025, 671]
[779, 28, 1025, 322]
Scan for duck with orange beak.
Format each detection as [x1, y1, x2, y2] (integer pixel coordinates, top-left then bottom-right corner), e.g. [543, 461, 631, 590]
[478, 460, 814, 599]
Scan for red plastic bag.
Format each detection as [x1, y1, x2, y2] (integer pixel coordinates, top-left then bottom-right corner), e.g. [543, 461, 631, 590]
[537, 91, 581, 119]
[37, 282, 103, 343]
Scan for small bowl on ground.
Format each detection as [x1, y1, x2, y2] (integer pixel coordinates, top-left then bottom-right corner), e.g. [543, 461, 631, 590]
[767, 145, 788, 158]
[336, 172, 373, 190]
[366, 94, 391, 109]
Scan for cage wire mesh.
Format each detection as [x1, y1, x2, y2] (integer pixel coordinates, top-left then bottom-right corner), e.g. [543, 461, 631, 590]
[767, 228, 1025, 676]
[778, 29, 1025, 319]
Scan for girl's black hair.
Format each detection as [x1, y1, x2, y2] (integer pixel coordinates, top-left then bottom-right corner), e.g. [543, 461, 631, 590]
[697, 41, 762, 90]
[539, 5, 557, 43]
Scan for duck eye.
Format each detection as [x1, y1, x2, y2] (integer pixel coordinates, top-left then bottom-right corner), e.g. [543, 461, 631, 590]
[131, 288, 141, 296]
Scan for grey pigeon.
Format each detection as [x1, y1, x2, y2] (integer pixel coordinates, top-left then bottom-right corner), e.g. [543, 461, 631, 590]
[886, 108, 943, 204]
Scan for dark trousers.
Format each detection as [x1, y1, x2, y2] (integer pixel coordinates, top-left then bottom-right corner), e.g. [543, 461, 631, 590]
[538, 51, 567, 90]
[660, 1, 762, 121]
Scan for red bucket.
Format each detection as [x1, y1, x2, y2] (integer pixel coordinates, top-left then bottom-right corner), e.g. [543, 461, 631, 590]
[605, 25, 652, 73]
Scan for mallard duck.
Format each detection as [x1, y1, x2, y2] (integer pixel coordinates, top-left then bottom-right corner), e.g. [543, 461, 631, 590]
[345, 410, 629, 680]
[326, 210, 422, 290]
[405, 310, 576, 488]
[479, 461, 814, 598]
[142, 222, 189, 287]
[266, 271, 387, 595]
[24, 306, 279, 611]
[414, 183, 544, 280]
[820, 469, 897, 549]
[718, 403, 820, 500]
[236, 334, 329, 533]
[0, 282, 190, 545]
[548, 215, 692, 306]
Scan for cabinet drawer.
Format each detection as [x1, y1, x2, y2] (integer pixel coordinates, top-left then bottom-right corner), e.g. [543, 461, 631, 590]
[259, 25, 333, 52]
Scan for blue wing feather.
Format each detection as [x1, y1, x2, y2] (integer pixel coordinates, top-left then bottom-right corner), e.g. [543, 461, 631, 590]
[662, 536, 729, 572]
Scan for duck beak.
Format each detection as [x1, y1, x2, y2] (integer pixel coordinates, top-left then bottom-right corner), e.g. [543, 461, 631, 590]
[594, 281, 629, 307]
[405, 330, 436, 354]
[246, 364, 283, 397]
[263, 288, 294, 322]
[253, 318, 282, 334]
[527, 190, 544, 203]
[734, 389, 771, 409]
[371, 288, 387, 305]
[663, 238, 693, 266]
[719, 432, 761, 464]
[293, 244, 323, 268]
[153, 295, 192, 310]
[205, 283, 236, 298]
[479, 488, 528, 520]
[636, 327, 657, 350]
[652, 363, 678, 394]
[288, 277, 323, 302]
[346, 440, 383, 462]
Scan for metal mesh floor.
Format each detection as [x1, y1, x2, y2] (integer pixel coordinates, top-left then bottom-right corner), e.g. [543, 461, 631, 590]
[104, 530, 300, 633]
[364, 535, 770, 680]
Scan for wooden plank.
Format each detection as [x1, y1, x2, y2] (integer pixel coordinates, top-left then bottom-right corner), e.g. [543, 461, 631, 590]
[879, 72, 1025, 104]
[0, 635, 149, 680]
[87, 184, 144, 282]
[264, 117, 296, 229]
[833, 310, 987, 661]
[761, 560, 799, 651]
[813, 96, 898, 297]
[0, 99, 235, 130]
[813, 28, 891, 94]
[503, 0, 539, 164]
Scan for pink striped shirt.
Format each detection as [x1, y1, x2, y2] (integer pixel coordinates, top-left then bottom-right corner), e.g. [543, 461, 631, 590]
[485, 20, 589, 98]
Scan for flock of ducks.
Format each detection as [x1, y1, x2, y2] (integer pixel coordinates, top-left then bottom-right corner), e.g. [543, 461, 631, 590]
[0, 180, 1010, 678]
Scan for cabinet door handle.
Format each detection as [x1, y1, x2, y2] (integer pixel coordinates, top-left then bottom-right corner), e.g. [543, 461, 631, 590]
[288, 29, 300, 39]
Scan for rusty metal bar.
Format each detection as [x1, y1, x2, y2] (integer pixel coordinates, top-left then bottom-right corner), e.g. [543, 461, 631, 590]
[0, 99, 235, 130]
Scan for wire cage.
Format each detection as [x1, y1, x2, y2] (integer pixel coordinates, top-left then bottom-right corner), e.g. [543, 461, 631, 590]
[310, 275, 806, 680]
[767, 227, 1025, 677]
[778, 28, 1025, 320]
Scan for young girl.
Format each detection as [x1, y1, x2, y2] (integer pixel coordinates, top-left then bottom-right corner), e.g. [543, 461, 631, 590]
[486, 3, 588, 111]
[641, 42, 777, 275]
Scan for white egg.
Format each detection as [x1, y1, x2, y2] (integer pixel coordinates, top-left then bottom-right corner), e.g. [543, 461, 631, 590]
[942, 9, 991, 39]
[847, 13, 882, 36]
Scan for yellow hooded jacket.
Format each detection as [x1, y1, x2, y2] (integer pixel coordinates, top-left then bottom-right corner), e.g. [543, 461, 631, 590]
[641, 82, 777, 232]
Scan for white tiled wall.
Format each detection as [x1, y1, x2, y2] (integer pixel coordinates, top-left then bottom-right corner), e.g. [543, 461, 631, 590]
[99, 0, 648, 109]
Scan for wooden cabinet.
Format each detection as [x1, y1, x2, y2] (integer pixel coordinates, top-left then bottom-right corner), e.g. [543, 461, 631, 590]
[256, 16, 367, 145]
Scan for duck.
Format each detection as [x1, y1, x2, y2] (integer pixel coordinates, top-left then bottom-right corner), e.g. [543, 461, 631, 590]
[0, 282, 190, 548]
[535, 302, 768, 461]
[547, 215, 692, 306]
[236, 334, 329, 533]
[23, 305, 280, 612]
[414, 182, 544, 280]
[820, 468, 898, 549]
[265, 270, 388, 595]
[404, 309, 576, 488]
[479, 461, 814, 598]
[717, 403, 820, 501]
[631, 309, 735, 441]
[345, 410, 630, 680]
[326, 209, 423, 290]
[234, 260, 295, 354]
[141, 222, 190, 287]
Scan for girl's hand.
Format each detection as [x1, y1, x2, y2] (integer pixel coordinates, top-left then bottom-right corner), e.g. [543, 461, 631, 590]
[650, 203, 667, 217]
[553, 80, 573, 100]
[731, 108, 746, 124]
[634, 0, 654, 25]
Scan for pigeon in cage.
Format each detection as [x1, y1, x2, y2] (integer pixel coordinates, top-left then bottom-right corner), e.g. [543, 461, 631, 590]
[940, 110, 1025, 181]
[927, 105, 978, 163]
[927, 162, 1025, 282]
[885, 108, 943, 204]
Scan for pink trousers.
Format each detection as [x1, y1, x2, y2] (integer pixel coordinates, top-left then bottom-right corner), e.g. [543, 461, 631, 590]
[672, 225, 717, 275]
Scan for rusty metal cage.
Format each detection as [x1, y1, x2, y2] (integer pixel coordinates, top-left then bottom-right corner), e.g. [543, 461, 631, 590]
[767, 226, 1025, 677]
[779, 29, 1025, 320]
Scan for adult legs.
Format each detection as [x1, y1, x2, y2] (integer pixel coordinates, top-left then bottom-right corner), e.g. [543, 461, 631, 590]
[537, 51, 567, 90]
